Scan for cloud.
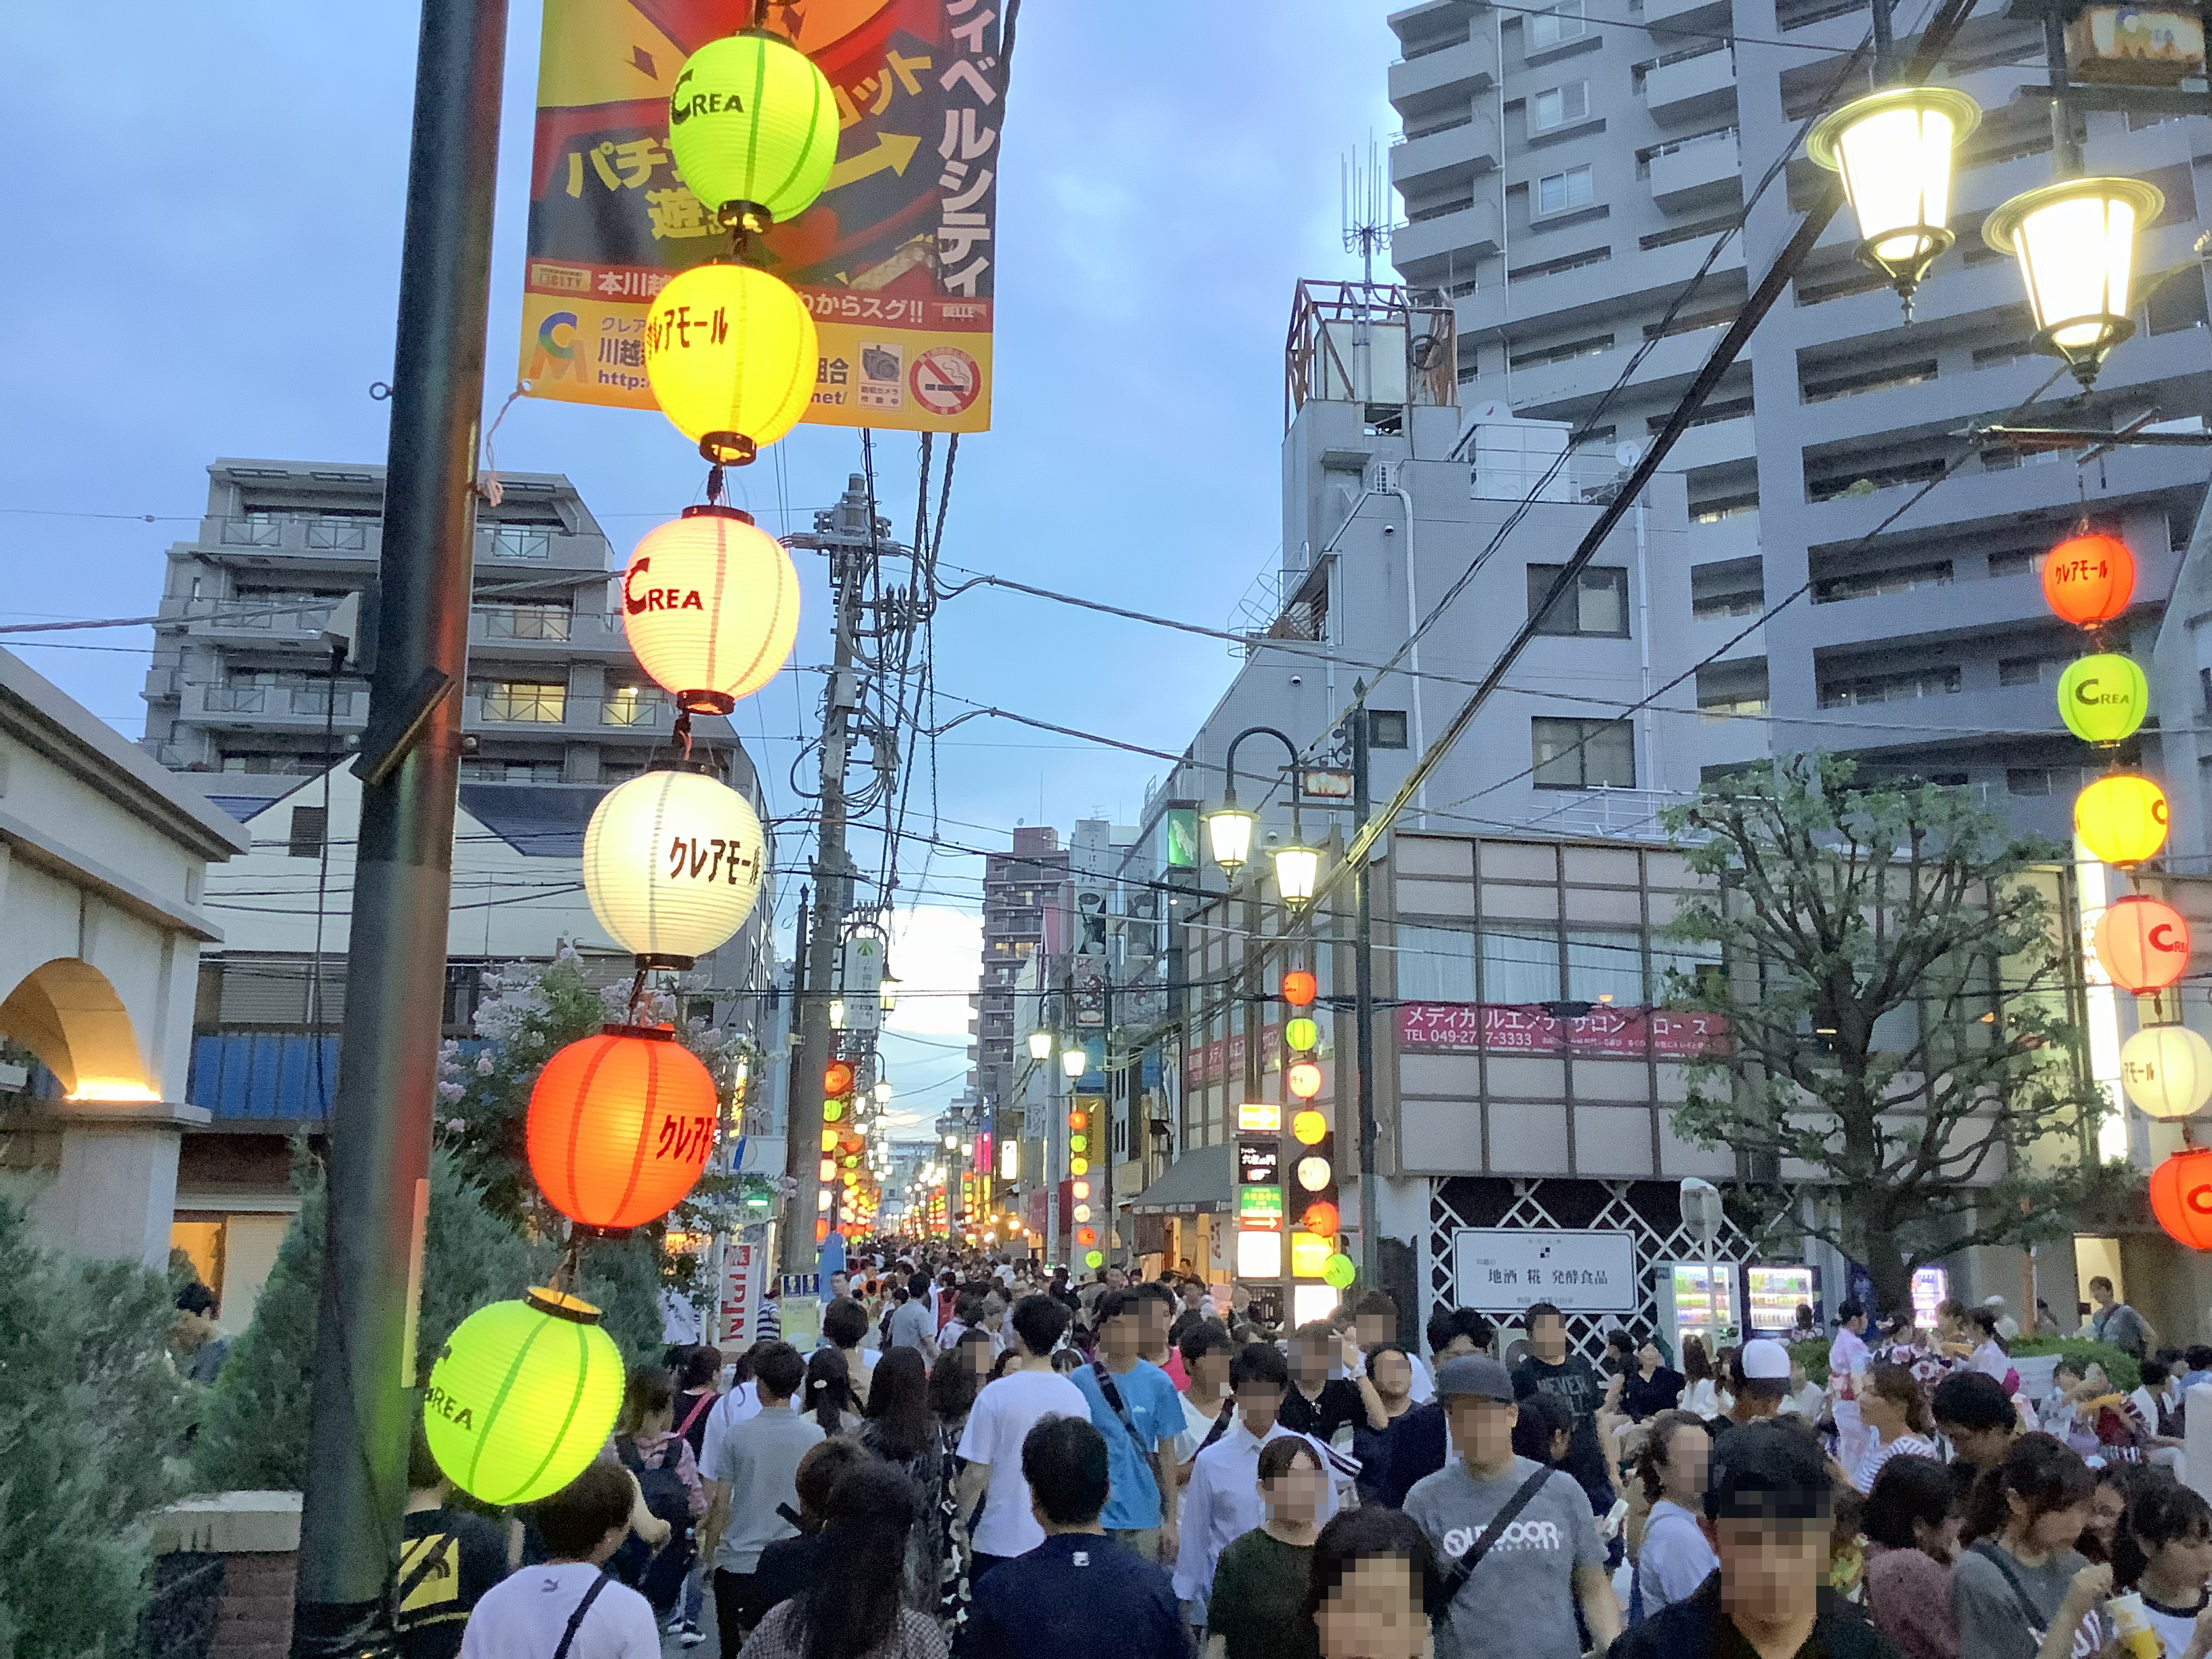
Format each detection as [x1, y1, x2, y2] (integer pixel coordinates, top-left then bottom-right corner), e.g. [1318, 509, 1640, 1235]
[882, 905, 983, 1038]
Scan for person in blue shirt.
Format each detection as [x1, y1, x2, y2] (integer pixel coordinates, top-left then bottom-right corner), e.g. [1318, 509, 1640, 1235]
[964, 1415, 1190, 1659]
[1069, 1287, 1185, 1563]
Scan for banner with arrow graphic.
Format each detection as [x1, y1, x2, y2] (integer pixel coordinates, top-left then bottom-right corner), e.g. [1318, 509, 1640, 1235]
[516, 0, 1002, 433]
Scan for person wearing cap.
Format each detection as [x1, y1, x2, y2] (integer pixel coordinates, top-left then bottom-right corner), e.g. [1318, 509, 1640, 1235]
[1982, 1296, 2020, 1345]
[1404, 1354, 1618, 1659]
[1713, 1340, 1793, 1437]
[1610, 1420, 1902, 1659]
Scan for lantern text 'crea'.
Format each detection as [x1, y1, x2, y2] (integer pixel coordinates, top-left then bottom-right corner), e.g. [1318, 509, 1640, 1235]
[423, 1290, 624, 1506]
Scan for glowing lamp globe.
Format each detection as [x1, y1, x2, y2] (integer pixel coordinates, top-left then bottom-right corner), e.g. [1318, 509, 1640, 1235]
[1062, 1046, 1089, 1080]
[2120, 1024, 2212, 1120]
[1300, 1200, 1340, 1240]
[1285, 1017, 1319, 1052]
[2043, 534, 2136, 627]
[582, 768, 766, 966]
[1273, 842, 1321, 906]
[1806, 85, 1981, 304]
[2057, 653, 2149, 746]
[2094, 897, 2192, 993]
[824, 1061, 854, 1097]
[667, 32, 837, 233]
[1323, 1253, 1357, 1290]
[1288, 1061, 1324, 1099]
[527, 1025, 718, 1229]
[644, 263, 819, 465]
[2075, 774, 2169, 866]
[1206, 806, 1255, 875]
[621, 507, 800, 714]
[1282, 971, 1318, 1008]
[1086, 1248, 1104, 1269]
[1984, 176, 2164, 388]
[1295, 1155, 1332, 1193]
[423, 1289, 624, 1504]
[1292, 1109, 1328, 1146]
[2152, 1149, 2212, 1249]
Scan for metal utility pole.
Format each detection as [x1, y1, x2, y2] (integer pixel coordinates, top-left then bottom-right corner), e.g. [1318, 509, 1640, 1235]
[1101, 960, 1116, 1268]
[289, 0, 505, 1650]
[1349, 691, 1380, 1298]
[780, 477, 876, 1285]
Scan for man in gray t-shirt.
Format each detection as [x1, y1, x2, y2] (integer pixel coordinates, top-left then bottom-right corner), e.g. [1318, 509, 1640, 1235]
[886, 1286, 938, 1357]
[1404, 1355, 1614, 1659]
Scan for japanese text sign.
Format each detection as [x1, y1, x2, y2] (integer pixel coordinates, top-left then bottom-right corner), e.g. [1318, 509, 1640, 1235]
[1397, 1002, 1729, 1059]
[1452, 1227, 1639, 1315]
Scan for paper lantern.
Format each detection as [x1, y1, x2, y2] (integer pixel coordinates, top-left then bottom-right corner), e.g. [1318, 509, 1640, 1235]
[2076, 774, 2170, 866]
[1292, 1109, 1328, 1145]
[1282, 970, 1318, 1006]
[1300, 1199, 1340, 1240]
[1086, 1248, 1104, 1268]
[644, 263, 818, 465]
[423, 1289, 624, 1504]
[1285, 1017, 1319, 1052]
[2057, 653, 2149, 746]
[1288, 1061, 1323, 1099]
[528, 1025, 718, 1229]
[2121, 1024, 2212, 1120]
[582, 768, 767, 966]
[667, 31, 837, 232]
[1323, 1253, 1358, 1290]
[2152, 1149, 2212, 1248]
[1295, 1155, 1332, 1192]
[621, 507, 800, 714]
[2095, 897, 2192, 993]
[2042, 533, 2136, 627]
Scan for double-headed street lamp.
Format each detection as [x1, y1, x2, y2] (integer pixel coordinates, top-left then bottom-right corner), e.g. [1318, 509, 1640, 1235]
[1204, 726, 1322, 906]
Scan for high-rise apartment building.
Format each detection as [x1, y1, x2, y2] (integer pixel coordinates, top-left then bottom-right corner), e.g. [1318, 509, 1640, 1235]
[141, 459, 718, 817]
[1385, 0, 2211, 842]
[974, 826, 1069, 1114]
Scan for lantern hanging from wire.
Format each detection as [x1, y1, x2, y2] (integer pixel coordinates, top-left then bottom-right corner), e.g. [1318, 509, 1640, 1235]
[2152, 1148, 2212, 1248]
[582, 766, 767, 966]
[423, 1289, 625, 1505]
[666, 31, 838, 234]
[621, 507, 800, 714]
[527, 1025, 718, 1230]
[1806, 85, 1982, 310]
[2121, 1023, 2212, 1120]
[644, 263, 819, 466]
[2043, 533, 2136, 628]
[1983, 176, 2164, 389]
[2057, 654, 2149, 747]
[2093, 896, 2192, 994]
[2075, 773, 2169, 866]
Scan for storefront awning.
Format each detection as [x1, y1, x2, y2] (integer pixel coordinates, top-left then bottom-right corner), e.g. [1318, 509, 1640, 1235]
[1128, 1142, 1232, 1215]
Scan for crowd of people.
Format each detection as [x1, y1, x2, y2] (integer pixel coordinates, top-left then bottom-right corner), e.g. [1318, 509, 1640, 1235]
[401, 1244, 2212, 1659]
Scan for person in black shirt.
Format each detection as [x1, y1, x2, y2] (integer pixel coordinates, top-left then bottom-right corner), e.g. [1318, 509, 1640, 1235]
[1618, 1332, 1687, 1422]
[1277, 1322, 1385, 1446]
[1513, 1303, 1605, 1428]
[397, 1424, 506, 1659]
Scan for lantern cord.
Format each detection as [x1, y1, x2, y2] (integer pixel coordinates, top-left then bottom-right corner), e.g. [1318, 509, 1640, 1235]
[628, 963, 650, 1026]
[706, 462, 726, 507]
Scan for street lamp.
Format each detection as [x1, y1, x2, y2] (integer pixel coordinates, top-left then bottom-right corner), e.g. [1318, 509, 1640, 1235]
[1807, 86, 1981, 312]
[1061, 1043, 1089, 1080]
[1983, 176, 2164, 388]
[879, 975, 901, 1014]
[1027, 1029, 1054, 1061]
[1273, 840, 1322, 907]
[1205, 803, 1256, 876]
[1206, 726, 1321, 903]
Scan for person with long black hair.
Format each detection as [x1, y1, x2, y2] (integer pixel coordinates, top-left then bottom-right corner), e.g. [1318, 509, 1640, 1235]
[804, 1347, 863, 1437]
[1952, 1433, 2108, 1659]
[735, 1462, 945, 1659]
[860, 1347, 960, 1622]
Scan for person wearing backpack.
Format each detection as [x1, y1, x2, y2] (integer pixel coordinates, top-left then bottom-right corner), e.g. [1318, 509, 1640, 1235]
[609, 1366, 707, 1625]
[398, 1421, 507, 1659]
[459, 1461, 661, 1659]
[1402, 1355, 1618, 1659]
[1950, 1433, 2110, 1659]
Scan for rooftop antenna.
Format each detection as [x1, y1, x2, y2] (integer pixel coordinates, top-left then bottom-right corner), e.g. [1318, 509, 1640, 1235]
[1341, 136, 1391, 288]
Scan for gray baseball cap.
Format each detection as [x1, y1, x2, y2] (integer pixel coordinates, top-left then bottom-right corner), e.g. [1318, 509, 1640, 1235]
[1435, 1354, 1516, 1404]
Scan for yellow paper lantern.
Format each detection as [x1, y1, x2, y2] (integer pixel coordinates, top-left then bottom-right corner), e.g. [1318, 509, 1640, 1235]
[2075, 773, 2170, 866]
[423, 1289, 624, 1505]
[621, 507, 800, 714]
[1292, 1109, 1328, 1146]
[582, 768, 767, 966]
[2121, 1024, 2212, 1120]
[667, 31, 838, 232]
[644, 264, 818, 465]
[1290, 1230, 1332, 1277]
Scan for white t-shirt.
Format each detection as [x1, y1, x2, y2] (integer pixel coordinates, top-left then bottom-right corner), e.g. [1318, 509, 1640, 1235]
[459, 1563, 659, 1659]
[697, 1380, 762, 1479]
[956, 1365, 1090, 1559]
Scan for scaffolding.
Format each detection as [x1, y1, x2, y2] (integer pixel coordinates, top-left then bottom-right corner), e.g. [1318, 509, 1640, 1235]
[1284, 278, 1458, 428]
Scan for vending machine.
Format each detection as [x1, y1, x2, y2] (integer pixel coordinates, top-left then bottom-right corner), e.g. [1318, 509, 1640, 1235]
[1659, 1260, 1740, 1354]
[1744, 1264, 1822, 1335]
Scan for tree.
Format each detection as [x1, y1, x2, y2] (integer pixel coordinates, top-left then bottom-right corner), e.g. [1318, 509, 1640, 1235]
[0, 1179, 188, 1657]
[1661, 754, 2133, 1314]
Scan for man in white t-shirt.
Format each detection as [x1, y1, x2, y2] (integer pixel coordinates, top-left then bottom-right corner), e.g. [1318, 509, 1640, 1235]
[956, 1292, 1088, 1579]
[459, 1461, 658, 1659]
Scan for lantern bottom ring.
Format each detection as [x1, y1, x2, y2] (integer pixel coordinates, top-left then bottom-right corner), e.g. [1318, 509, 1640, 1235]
[632, 951, 700, 972]
[2032, 314, 2135, 384]
[714, 198, 775, 235]
[1854, 224, 1952, 304]
[678, 690, 739, 716]
[568, 1223, 638, 1244]
[524, 1287, 606, 1324]
[699, 431, 758, 467]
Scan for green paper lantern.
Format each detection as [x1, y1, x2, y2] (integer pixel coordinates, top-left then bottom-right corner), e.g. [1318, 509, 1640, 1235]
[1284, 1017, 1319, 1052]
[668, 32, 838, 232]
[1322, 1253, 1357, 1290]
[1085, 1248, 1105, 1269]
[423, 1289, 624, 1506]
[2057, 653, 2149, 745]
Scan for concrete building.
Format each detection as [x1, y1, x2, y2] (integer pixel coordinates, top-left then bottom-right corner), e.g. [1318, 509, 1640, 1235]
[141, 458, 710, 814]
[973, 827, 1069, 1123]
[0, 647, 249, 1269]
[1383, 0, 2212, 840]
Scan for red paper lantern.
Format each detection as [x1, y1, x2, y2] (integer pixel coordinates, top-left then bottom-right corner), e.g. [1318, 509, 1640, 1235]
[824, 1061, 854, 1097]
[1282, 970, 1317, 1007]
[1300, 1199, 1340, 1240]
[2043, 533, 2135, 627]
[2094, 896, 2192, 993]
[2151, 1149, 2212, 1250]
[527, 1025, 718, 1229]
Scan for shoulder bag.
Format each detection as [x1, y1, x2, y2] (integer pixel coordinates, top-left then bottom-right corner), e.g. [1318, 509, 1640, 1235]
[1436, 1465, 1561, 1610]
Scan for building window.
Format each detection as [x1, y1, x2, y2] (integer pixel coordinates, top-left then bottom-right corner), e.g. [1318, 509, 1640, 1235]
[486, 525, 552, 561]
[1817, 666, 1961, 707]
[1397, 924, 1478, 1001]
[1532, 82, 1591, 131]
[1536, 165, 1595, 215]
[1528, 0, 1587, 49]
[600, 685, 662, 726]
[474, 679, 568, 722]
[1528, 565, 1629, 636]
[1996, 655, 2065, 688]
[477, 602, 572, 640]
[1531, 717, 1636, 787]
[287, 806, 328, 859]
[1370, 710, 1411, 749]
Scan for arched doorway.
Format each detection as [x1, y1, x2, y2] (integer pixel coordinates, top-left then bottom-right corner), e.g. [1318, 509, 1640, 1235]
[0, 957, 152, 1100]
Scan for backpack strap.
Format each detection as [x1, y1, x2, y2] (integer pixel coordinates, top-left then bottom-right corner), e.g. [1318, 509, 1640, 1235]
[1970, 1542, 2050, 1639]
[1089, 1361, 1158, 1498]
[552, 1570, 614, 1659]
[676, 1391, 714, 1439]
[1195, 1401, 1236, 1457]
[396, 1528, 459, 1609]
[1436, 1465, 1559, 1609]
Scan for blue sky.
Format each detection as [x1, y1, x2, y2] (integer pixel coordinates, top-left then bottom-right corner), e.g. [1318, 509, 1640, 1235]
[1, 2, 1397, 1128]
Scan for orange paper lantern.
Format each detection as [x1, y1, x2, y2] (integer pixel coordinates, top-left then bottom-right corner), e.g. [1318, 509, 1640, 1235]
[2094, 896, 2192, 992]
[2152, 1149, 2212, 1250]
[824, 1061, 854, 1097]
[527, 1025, 718, 1230]
[2043, 533, 2135, 627]
[1282, 970, 1317, 1007]
[1300, 1199, 1340, 1239]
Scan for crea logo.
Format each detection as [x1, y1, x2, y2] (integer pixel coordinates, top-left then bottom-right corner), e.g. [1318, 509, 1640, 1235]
[536, 311, 577, 362]
[622, 557, 706, 615]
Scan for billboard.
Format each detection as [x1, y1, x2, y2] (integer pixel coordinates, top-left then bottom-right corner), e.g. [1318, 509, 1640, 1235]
[518, 0, 1003, 433]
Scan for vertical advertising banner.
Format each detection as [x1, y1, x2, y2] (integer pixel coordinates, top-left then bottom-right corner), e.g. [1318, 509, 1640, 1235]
[520, 0, 1004, 432]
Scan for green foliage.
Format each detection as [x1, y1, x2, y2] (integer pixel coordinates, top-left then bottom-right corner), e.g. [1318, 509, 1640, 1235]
[0, 1177, 189, 1658]
[2009, 1336, 2142, 1393]
[1789, 1337, 1832, 1386]
[575, 1232, 672, 1366]
[1661, 756, 2134, 1314]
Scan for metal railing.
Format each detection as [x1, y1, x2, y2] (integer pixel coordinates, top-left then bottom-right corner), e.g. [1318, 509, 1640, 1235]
[476, 604, 573, 640]
[478, 687, 568, 723]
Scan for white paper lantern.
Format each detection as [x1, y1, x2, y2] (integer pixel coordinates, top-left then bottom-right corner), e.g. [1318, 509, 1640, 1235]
[621, 506, 800, 714]
[2121, 1024, 2212, 1121]
[582, 769, 766, 966]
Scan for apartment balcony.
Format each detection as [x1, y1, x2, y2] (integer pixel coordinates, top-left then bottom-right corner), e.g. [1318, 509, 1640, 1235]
[180, 682, 367, 730]
[1648, 132, 1741, 210]
[466, 607, 632, 658]
[207, 512, 380, 562]
[1664, 413, 1755, 473]
[1391, 110, 1500, 195]
[1773, 678, 2072, 759]
[1644, 0, 1732, 29]
[1507, 321, 1726, 419]
[1645, 47, 1736, 122]
[1795, 441, 2205, 548]
[1393, 196, 1502, 273]
[1388, 35, 1495, 110]
[462, 691, 677, 739]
